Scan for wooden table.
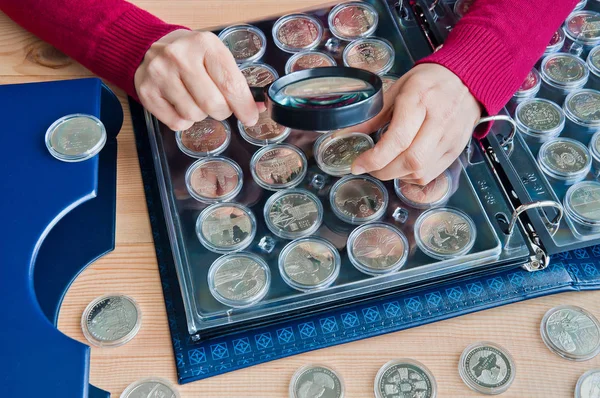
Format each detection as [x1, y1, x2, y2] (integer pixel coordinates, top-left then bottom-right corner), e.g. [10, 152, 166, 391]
[2, 1, 599, 396]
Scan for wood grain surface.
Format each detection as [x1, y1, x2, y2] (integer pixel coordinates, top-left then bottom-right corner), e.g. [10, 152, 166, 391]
[1, 1, 599, 396]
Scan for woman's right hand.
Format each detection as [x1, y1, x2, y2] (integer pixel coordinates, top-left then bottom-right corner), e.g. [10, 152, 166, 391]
[134, 29, 261, 131]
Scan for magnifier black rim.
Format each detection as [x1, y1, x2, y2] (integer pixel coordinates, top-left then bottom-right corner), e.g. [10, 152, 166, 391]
[266, 66, 383, 113]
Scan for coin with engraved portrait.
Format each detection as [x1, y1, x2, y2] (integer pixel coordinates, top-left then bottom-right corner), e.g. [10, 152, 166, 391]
[328, 2, 379, 41]
[285, 51, 337, 74]
[347, 222, 408, 275]
[218, 24, 267, 63]
[415, 208, 476, 259]
[196, 203, 256, 253]
[374, 359, 437, 398]
[240, 62, 279, 87]
[317, 132, 374, 176]
[290, 364, 345, 398]
[541, 305, 600, 361]
[279, 237, 340, 291]
[394, 170, 452, 209]
[343, 37, 395, 75]
[251, 144, 307, 190]
[238, 112, 291, 146]
[265, 189, 323, 239]
[459, 342, 515, 395]
[46, 114, 107, 162]
[330, 175, 388, 224]
[565, 89, 600, 126]
[81, 295, 141, 347]
[516, 98, 564, 135]
[542, 54, 588, 88]
[176, 118, 231, 157]
[185, 157, 243, 203]
[121, 377, 180, 398]
[576, 369, 600, 398]
[273, 14, 323, 53]
[538, 138, 591, 182]
[566, 11, 600, 43]
[208, 252, 270, 307]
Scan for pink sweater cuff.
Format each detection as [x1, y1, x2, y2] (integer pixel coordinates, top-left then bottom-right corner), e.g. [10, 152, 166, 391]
[94, 7, 188, 100]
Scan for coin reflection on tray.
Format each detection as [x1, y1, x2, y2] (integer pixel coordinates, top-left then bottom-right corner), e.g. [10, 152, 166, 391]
[537, 137, 591, 183]
[238, 111, 291, 146]
[176, 118, 231, 158]
[330, 175, 388, 224]
[564, 181, 600, 232]
[347, 222, 408, 275]
[285, 50, 336, 74]
[328, 1, 379, 41]
[289, 364, 344, 398]
[264, 189, 323, 239]
[394, 170, 452, 209]
[273, 13, 323, 53]
[278, 237, 341, 291]
[415, 208, 476, 260]
[343, 37, 395, 75]
[316, 132, 374, 176]
[240, 62, 278, 87]
[208, 252, 271, 308]
[218, 24, 267, 64]
[185, 157, 243, 203]
[196, 203, 256, 253]
[251, 144, 307, 190]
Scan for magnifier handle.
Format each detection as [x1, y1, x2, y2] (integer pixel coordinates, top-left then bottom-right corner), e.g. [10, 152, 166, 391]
[250, 86, 266, 102]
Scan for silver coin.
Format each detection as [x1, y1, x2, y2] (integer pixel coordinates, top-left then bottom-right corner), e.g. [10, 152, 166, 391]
[329, 2, 378, 41]
[46, 114, 106, 162]
[590, 47, 600, 71]
[576, 369, 600, 398]
[240, 63, 278, 87]
[567, 12, 600, 41]
[343, 37, 394, 75]
[266, 190, 322, 239]
[280, 239, 339, 289]
[121, 377, 179, 398]
[539, 139, 591, 176]
[290, 365, 344, 398]
[375, 359, 436, 398]
[459, 342, 515, 394]
[415, 208, 476, 259]
[209, 254, 270, 306]
[567, 90, 600, 124]
[541, 305, 600, 361]
[543, 54, 587, 84]
[331, 176, 387, 223]
[220, 25, 265, 62]
[517, 99, 563, 131]
[566, 181, 600, 224]
[198, 203, 255, 252]
[82, 295, 140, 347]
[320, 133, 373, 175]
[348, 223, 408, 274]
[251, 144, 307, 190]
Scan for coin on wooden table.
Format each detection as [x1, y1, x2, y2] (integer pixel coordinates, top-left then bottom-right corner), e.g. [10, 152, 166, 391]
[374, 358, 437, 398]
[45, 114, 107, 162]
[120, 377, 180, 398]
[541, 305, 600, 361]
[81, 294, 141, 347]
[273, 14, 323, 53]
[459, 341, 516, 395]
[240, 62, 279, 87]
[576, 369, 600, 398]
[289, 364, 344, 398]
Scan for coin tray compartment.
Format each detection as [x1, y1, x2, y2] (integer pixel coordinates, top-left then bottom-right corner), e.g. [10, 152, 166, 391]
[143, 0, 531, 335]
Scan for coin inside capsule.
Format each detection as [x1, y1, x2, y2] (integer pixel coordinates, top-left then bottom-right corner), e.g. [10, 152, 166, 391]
[343, 37, 395, 75]
[196, 202, 256, 253]
[45, 114, 107, 162]
[218, 24, 267, 64]
[394, 170, 452, 209]
[316, 132, 374, 176]
[537, 137, 591, 183]
[176, 118, 231, 157]
[347, 222, 408, 275]
[564, 181, 600, 231]
[328, 1, 379, 41]
[185, 157, 243, 203]
[264, 189, 323, 239]
[330, 175, 388, 224]
[459, 341, 516, 395]
[541, 53, 589, 90]
[238, 111, 291, 146]
[374, 359, 437, 398]
[285, 50, 337, 74]
[251, 144, 308, 190]
[289, 364, 345, 398]
[240, 62, 279, 87]
[515, 98, 565, 143]
[414, 207, 476, 260]
[273, 13, 324, 53]
[81, 294, 141, 348]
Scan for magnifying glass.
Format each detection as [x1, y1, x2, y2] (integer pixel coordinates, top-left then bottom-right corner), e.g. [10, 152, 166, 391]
[249, 67, 383, 131]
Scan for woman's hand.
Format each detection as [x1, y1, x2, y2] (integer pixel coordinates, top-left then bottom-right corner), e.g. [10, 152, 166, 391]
[134, 29, 261, 131]
[351, 64, 482, 185]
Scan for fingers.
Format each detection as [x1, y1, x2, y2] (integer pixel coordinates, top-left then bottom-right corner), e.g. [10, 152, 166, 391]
[139, 89, 194, 131]
[401, 150, 458, 185]
[180, 64, 231, 121]
[161, 76, 208, 123]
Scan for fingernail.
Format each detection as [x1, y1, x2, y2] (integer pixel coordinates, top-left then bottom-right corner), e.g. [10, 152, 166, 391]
[352, 165, 366, 175]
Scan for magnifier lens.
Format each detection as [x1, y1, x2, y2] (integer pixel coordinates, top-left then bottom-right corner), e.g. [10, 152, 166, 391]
[273, 77, 376, 109]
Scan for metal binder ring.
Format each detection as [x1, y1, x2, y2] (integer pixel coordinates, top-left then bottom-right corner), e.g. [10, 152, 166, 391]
[475, 115, 517, 150]
[507, 200, 563, 236]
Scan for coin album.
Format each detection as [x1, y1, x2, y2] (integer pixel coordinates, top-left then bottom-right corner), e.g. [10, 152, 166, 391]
[141, 0, 600, 337]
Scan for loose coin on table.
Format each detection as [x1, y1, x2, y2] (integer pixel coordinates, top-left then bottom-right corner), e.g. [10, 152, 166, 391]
[240, 62, 279, 87]
[46, 114, 107, 162]
[289, 364, 344, 398]
[394, 170, 452, 209]
[218, 24, 267, 64]
[374, 358, 437, 398]
[564, 181, 600, 232]
[576, 369, 600, 398]
[279, 237, 341, 291]
[120, 377, 180, 398]
[347, 222, 408, 275]
[81, 294, 141, 347]
[565, 11, 600, 45]
[264, 188, 323, 239]
[343, 37, 395, 75]
[415, 207, 476, 260]
[238, 111, 291, 146]
[185, 157, 243, 203]
[330, 175, 388, 224]
[540, 305, 600, 361]
[285, 50, 337, 74]
[328, 1, 379, 41]
[459, 341, 516, 395]
[251, 144, 307, 190]
[537, 138, 591, 183]
[196, 202, 256, 253]
[273, 13, 324, 53]
[208, 252, 271, 308]
[176, 118, 231, 158]
[316, 132, 374, 176]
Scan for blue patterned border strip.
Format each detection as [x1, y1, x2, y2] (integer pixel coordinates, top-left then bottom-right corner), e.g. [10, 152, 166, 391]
[130, 100, 600, 384]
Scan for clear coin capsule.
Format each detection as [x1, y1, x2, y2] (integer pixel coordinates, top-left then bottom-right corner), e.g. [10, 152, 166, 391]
[394, 170, 453, 209]
[327, 1, 379, 41]
[81, 294, 141, 348]
[537, 138, 591, 183]
[544, 28, 566, 56]
[264, 188, 323, 239]
[185, 156, 244, 203]
[289, 364, 345, 398]
[272, 13, 324, 53]
[414, 207, 476, 260]
[347, 222, 408, 275]
[218, 24, 267, 64]
[342, 37, 395, 75]
[250, 144, 308, 190]
[458, 341, 516, 395]
[176, 118, 231, 158]
[237, 112, 291, 146]
[564, 181, 600, 232]
[285, 50, 336, 74]
[540, 53, 589, 103]
[563, 89, 600, 142]
[45, 114, 107, 162]
[196, 202, 257, 253]
[329, 175, 388, 224]
[515, 98, 565, 147]
[315, 132, 374, 176]
[375, 359, 437, 398]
